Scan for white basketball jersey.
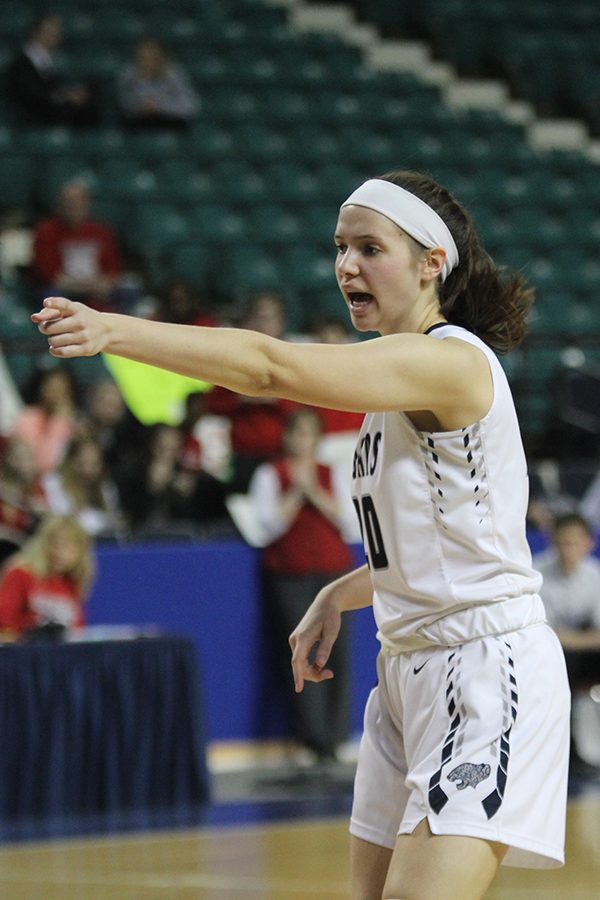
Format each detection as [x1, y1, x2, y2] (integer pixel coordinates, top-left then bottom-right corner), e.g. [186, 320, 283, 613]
[351, 324, 545, 652]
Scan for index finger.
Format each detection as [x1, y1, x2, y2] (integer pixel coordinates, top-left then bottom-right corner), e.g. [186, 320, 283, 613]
[31, 297, 76, 324]
[290, 644, 307, 694]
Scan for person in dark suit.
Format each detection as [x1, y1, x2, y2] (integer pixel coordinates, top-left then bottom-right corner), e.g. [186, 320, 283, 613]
[5, 13, 99, 126]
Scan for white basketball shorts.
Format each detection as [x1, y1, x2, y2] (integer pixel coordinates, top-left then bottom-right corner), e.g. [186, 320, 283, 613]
[350, 623, 570, 868]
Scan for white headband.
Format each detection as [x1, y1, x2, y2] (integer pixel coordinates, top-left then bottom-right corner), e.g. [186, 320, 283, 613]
[340, 179, 459, 282]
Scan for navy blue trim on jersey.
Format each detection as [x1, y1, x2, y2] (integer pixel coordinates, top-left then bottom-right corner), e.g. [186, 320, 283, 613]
[424, 322, 450, 335]
[481, 641, 518, 819]
[428, 650, 459, 813]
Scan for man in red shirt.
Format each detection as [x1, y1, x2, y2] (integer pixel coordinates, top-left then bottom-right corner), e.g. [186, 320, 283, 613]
[32, 180, 124, 311]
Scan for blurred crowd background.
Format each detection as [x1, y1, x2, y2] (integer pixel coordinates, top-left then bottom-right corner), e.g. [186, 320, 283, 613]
[1, 0, 600, 771]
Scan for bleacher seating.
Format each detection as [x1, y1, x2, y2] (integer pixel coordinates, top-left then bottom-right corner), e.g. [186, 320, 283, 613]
[0, 0, 599, 449]
[354, 0, 600, 132]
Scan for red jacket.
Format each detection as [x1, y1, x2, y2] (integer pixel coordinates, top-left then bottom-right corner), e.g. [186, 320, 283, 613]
[32, 217, 122, 284]
[204, 387, 297, 457]
[0, 565, 85, 635]
[262, 460, 353, 575]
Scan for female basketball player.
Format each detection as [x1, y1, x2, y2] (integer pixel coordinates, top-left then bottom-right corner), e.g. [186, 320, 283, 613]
[32, 171, 570, 900]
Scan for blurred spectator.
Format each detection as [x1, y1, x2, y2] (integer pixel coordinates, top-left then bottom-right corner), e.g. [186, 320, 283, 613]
[179, 392, 208, 472]
[117, 37, 198, 129]
[309, 313, 356, 346]
[31, 180, 137, 312]
[12, 365, 78, 474]
[308, 314, 364, 478]
[580, 469, 600, 531]
[0, 436, 48, 564]
[5, 13, 99, 126]
[157, 278, 218, 327]
[0, 514, 94, 639]
[534, 513, 600, 778]
[0, 345, 23, 437]
[535, 513, 600, 649]
[180, 390, 233, 484]
[240, 290, 288, 338]
[204, 293, 297, 491]
[43, 436, 126, 540]
[526, 461, 579, 532]
[78, 377, 146, 481]
[249, 408, 354, 761]
[118, 423, 228, 535]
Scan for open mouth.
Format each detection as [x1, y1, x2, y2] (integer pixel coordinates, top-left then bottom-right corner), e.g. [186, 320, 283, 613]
[347, 292, 374, 308]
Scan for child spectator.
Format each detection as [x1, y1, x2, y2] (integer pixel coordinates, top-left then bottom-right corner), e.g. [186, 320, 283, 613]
[118, 423, 228, 536]
[0, 436, 48, 564]
[43, 436, 126, 540]
[12, 365, 79, 474]
[157, 278, 218, 327]
[0, 514, 94, 639]
[78, 378, 146, 482]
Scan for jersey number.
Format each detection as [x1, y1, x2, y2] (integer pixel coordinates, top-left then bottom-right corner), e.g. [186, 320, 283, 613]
[353, 495, 389, 570]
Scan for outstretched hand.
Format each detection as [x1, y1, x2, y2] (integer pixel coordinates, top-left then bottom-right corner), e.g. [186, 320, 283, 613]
[31, 297, 109, 358]
[289, 593, 342, 693]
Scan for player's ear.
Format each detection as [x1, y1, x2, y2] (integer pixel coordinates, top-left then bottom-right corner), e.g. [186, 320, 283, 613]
[422, 247, 445, 283]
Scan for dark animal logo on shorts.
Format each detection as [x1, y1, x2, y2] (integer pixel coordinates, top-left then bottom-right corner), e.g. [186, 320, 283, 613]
[447, 763, 491, 790]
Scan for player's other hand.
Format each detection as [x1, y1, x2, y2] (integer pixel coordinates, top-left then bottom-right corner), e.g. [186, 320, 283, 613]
[31, 297, 110, 358]
[289, 593, 341, 693]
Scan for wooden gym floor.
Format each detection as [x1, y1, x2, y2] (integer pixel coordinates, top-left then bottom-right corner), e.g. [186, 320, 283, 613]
[0, 746, 598, 899]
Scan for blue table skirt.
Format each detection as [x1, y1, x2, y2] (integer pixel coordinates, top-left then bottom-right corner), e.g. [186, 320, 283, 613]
[0, 636, 209, 822]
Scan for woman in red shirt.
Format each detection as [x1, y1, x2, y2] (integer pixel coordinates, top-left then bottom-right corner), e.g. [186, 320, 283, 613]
[249, 408, 355, 762]
[0, 514, 94, 638]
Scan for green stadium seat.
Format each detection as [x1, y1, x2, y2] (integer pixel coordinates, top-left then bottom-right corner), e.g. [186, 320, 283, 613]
[65, 129, 128, 159]
[219, 171, 269, 205]
[91, 198, 129, 235]
[0, 3, 32, 38]
[287, 126, 340, 164]
[60, 10, 95, 41]
[36, 157, 99, 210]
[0, 154, 37, 210]
[282, 245, 335, 292]
[0, 291, 34, 339]
[189, 122, 235, 162]
[298, 205, 340, 246]
[257, 88, 312, 127]
[309, 287, 347, 324]
[187, 205, 247, 243]
[337, 129, 397, 169]
[201, 87, 261, 123]
[216, 245, 283, 295]
[96, 160, 161, 202]
[82, 9, 144, 41]
[247, 205, 303, 244]
[143, 10, 202, 42]
[154, 160, 216, 206]
[266, 163, 322, 205]
[120, 130, 186, 161]
[227, 52, 282, 88]
[229, 122, 290, 162]
[188, 55, 229, 85]
[133, 203, 190, 252]
[167, 242, 212, 286]
[20, 127, 75, 156]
